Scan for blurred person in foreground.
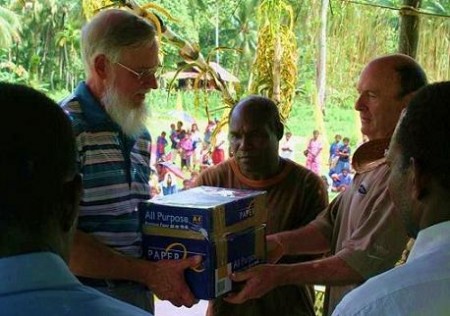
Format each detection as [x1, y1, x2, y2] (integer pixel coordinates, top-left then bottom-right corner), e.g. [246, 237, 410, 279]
[196, 95, 329, 315]
[334, 81, 450, 315]
[0, 82, 151, 315]
[60, 9, 199, 312]
[223, 54, 428, 315]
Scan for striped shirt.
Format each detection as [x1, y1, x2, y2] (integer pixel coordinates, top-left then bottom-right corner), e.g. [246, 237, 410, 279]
[60, 82, 151, 258]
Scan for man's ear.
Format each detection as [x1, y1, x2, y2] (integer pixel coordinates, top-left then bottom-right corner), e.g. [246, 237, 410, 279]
[411, 157, 430, 201]
[61, 174, 82, 232]
[93, 54, 108, 80]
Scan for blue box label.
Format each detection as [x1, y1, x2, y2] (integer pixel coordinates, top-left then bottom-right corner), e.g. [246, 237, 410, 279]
[142, 225, 266, 299]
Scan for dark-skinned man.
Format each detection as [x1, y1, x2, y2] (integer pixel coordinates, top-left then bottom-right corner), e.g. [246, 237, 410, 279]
[196, 95, 329, 316]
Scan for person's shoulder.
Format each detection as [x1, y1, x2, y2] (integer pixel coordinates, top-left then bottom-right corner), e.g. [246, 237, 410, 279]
[333, 273, 393, 315]
[282, 159, 328, 195]
[196, 160, 234, 184]
[60, 95, 82, 114]
[202, 160, 233, 175]
[79, 287, 152, 315]
[59, 97, 87, 135]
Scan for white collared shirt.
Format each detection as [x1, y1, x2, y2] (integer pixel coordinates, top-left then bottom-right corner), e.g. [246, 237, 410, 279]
[332, 221, 450, 316]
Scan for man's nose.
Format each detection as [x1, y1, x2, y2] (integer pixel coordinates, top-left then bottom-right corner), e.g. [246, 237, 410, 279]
[354, 95, 364, 111]
[142, 74, 158, 89]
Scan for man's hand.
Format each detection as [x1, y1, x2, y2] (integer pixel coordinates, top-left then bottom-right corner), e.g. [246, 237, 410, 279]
[266, 234, 284, 263]
[142, 255, 202, 307]
[223, 264, 286, 304]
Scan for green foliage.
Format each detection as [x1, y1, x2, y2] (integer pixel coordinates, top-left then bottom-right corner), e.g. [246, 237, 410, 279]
[0, 0, 85, 91]
[285, 95, 358, 147]
[0, 5, 21, 48]
[1, 0, 449, 119]
[145, 89, 226, 120]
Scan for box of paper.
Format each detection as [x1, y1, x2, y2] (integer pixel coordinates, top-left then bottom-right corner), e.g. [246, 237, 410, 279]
[139, 186, 267, 299]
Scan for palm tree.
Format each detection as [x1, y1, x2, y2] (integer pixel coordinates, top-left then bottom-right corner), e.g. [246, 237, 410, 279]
[0, 5, 21, 49]
[220, 0, 259, 85]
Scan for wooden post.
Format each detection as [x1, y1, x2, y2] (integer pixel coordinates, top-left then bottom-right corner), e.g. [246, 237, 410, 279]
[399, 0, 421, 58]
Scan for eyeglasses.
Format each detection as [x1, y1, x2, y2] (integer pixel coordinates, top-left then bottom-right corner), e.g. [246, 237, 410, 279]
[115, 62, 160, 81]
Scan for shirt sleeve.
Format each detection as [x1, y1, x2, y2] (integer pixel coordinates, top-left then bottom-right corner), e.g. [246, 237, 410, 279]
[311, 166, 408, 279]
[310, 194, 342, 244]
[335, 183, 408, 279]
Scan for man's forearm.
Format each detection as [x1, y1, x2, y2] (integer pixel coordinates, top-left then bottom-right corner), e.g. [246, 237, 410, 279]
[224, 254, 364, 305]
[276, 224, 331, 256]
[281, 256, 364, 286]
[69, 230, 147, 282]
[70, 230, 201, 307]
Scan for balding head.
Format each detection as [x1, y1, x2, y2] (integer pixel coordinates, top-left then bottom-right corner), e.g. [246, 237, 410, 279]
[368, 54, 427, 98]
[81, 9, 156, 77]
[230, 95, 284, 140]
[355, 54, 427, 140]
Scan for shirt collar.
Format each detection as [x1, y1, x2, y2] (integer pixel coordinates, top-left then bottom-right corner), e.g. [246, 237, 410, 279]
[0, 252, 80, 295]
[352, 138, 390, 174]
[74, 82, 121, 131]
[408, 221, 450, 262]
[230, 157, 294, 189]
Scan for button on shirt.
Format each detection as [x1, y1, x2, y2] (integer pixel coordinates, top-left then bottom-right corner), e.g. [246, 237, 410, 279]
[0, 252, 152, 315]
[332, 221, 450, 316]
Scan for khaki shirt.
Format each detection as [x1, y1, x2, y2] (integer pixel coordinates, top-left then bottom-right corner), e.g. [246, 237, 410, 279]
[312, 139, 408, 315]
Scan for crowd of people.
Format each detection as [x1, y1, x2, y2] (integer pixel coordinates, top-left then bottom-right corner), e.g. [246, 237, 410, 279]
[149, 119, 228, 197]
[1, 7, 449, 316]
[300, 131, 355, 192]
[152, 119, 358, 199]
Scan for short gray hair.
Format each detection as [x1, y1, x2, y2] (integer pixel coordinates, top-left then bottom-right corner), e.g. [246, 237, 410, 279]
[81, 9, 156, 76]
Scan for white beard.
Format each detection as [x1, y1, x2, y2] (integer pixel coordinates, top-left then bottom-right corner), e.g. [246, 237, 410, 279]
[101, 85, 147, 138]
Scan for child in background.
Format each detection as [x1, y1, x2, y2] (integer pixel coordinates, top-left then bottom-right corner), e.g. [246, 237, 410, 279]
[335, 137, 351, 174]
[156, 131, 168, 160]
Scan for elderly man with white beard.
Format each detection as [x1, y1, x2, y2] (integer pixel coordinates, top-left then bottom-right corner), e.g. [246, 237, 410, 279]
[60, 9, 200, 314]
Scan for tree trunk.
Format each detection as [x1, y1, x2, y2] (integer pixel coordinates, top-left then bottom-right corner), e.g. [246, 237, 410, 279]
[317, 0, 329, 113]
[399, 0, 421, 58]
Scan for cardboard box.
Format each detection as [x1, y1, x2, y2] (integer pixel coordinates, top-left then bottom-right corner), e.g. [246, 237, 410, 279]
[139, 186, 267, 299]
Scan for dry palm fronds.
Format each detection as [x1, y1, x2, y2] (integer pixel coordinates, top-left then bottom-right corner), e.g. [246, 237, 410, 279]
[250, 0, 298, 123]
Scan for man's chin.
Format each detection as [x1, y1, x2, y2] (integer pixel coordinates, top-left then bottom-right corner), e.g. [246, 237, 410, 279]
[132, 96, 147, 108]
[237, 160, 259, 174]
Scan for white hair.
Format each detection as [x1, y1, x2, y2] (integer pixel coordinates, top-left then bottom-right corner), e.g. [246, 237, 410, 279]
[81, 9, 156, 77]
[101, 80, 148, 138]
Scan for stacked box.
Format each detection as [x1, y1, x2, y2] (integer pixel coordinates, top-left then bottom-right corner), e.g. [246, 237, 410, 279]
[139, 186, 267, 299]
